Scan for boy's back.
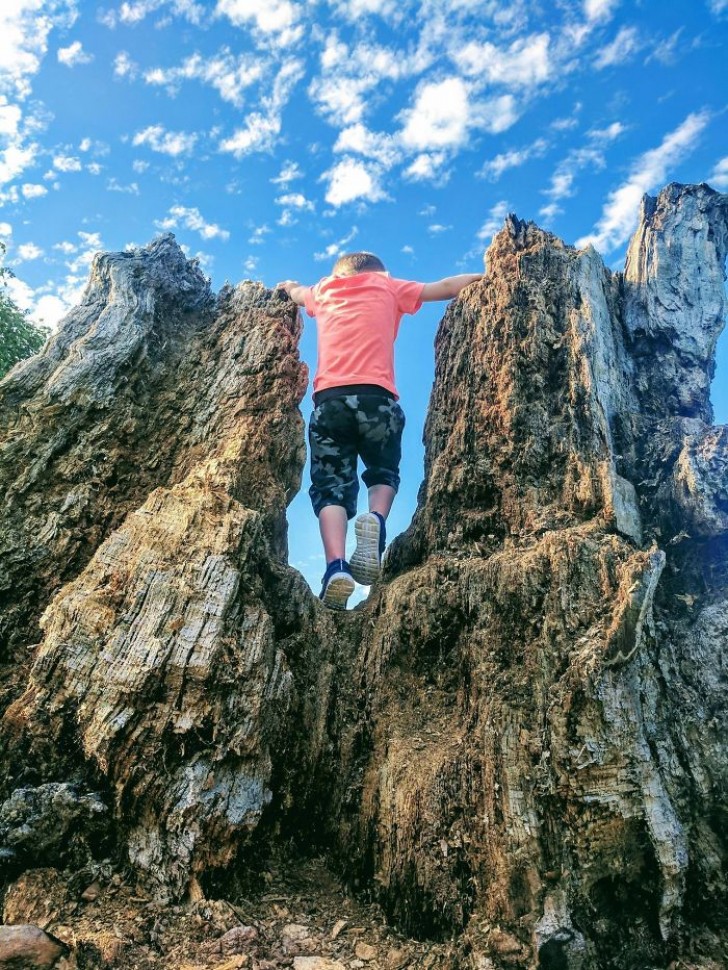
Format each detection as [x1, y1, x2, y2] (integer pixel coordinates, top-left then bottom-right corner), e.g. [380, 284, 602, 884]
[303, 271, 425, 397]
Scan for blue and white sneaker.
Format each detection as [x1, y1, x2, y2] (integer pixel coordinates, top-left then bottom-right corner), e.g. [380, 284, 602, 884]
[319, 558, 355, 610]
[349, 512, 386, 586]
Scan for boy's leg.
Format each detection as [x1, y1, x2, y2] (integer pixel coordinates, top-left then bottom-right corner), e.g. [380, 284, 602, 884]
[367, 483, 396, 519]
[308, 397, 358, 607]
[351, 395, 405, 585]
[319, 504, 348, 561]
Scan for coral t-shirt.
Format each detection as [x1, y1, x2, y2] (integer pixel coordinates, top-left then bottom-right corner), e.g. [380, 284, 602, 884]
[303, 272, 425, 398]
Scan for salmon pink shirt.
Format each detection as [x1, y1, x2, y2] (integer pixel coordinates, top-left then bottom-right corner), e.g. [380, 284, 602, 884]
[303, 272, 425, 398]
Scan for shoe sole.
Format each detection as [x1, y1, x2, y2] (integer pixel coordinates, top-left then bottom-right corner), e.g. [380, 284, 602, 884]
[350, 513, 382, 586]
[322, 573, 356, 610]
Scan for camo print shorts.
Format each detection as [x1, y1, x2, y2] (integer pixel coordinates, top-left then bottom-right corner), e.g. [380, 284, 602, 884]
[309, 390, 405, 519]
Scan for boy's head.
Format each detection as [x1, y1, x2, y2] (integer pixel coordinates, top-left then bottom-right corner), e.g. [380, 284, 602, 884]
[332, 251, 386, 277]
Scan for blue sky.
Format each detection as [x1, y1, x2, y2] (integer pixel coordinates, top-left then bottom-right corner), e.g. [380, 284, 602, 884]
[1, 0, 727, 596]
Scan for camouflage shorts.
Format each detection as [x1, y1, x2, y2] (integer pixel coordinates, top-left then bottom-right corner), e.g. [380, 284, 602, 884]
[308, 392, 405, 519]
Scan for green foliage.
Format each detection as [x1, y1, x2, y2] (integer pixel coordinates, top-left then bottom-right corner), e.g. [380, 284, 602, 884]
[0, 243, 50, 379]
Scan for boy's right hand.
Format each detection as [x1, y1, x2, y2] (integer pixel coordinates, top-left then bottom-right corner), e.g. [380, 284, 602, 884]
[276, 280, 308, 306]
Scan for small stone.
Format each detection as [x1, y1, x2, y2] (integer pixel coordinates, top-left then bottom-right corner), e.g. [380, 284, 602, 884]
[282, 922, 312, 954]
[330, 919, 348, 940]
[355, 942, 377, 961]
[385, 948, 409, 968]
[0, 925, 67, 967]
[218, 925, 258, 955]
[211, 957, 249, 970]
[293, 958, 347, 970]
[80, 880, 102, 901]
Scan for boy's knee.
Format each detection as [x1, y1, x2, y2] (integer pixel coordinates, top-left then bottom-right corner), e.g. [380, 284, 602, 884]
[362, 467, 400, 492]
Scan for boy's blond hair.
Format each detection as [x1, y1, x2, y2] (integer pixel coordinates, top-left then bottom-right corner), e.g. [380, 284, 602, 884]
[332, 251, 386, 276]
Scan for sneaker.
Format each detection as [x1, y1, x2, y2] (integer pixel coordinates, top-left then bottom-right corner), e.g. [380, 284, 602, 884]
[349, 512, 386, 586]
[319, 558, 355, 610]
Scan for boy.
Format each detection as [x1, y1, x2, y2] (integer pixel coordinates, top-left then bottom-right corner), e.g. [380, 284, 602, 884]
[278, 252, 481, 609]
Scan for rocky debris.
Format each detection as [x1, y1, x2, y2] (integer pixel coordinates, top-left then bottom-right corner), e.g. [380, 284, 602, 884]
[1, 857, 454, 969]
[0, 185, 726, 968]
[0, 784, 109, 873]
[0, 924, 68, 967]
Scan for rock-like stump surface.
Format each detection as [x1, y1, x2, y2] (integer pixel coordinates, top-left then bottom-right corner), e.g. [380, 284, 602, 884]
[0, 184, 726, 970]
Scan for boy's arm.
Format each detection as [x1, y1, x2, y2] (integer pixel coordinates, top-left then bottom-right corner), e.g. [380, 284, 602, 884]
[420, 273, 482, 302]
[276, 280, 309, 306]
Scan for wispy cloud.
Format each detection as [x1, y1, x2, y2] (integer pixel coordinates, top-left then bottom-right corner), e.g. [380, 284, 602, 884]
[215, 0, 303, 45]
[156, 205, 230, 241]
[583, 0, 620, 22]
[594, 26, 641, 69]
[709, 156, 728, 188]
[577, 111, 711, 252]
[57, 41, 93, 67]
[144, 49, 263, 108]
[132, 124, 198, 156]
[314, 226, 359, 261]
[480, 137, 548, 180]
[219, 58, 303, 157]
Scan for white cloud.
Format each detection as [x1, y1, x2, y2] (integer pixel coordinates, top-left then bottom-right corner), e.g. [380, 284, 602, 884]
[588, 121, 627, 141]
[275, 191, 314, 226]
[539, 202, 563, 221]
[112, 0, 205, 25]
[480, 138, 548, 179]
[132, 159, 149, 173]
[584, 0, 619, 21]
[219, 58, 303, 157]
[709, 156, 728, 189]
[309, 32, 422, 127]
[144, 49, 263, 108]
[400, 80, 518, 155]
[133, 124, 198, 156]
[400, 77, 470, 151]
[329, 0, 396, 18]
[270, 160, 302, 185]
[114, 51, 137, 78]
[458, 33, 551, 89]
[107, 177, 139, 194]
[333, 124, 399, 166]
[275, 192, 313, 210]
[16, 241, 43, 261]
[577, 111, 711, 253]
[322, 157, 385, 207]
[215, 0, 303, 44]
[404, 152, 448, 182]
[53, 153, 82, 171]
[156, 205, 230, 241]
[477, 201, 510, 242]
[708, 0, 728, 13]
[0, 0, 78, 100]
[57, 40, 92, 67]
[646, 28, 683, 66]
[428, 224, 452, 234]
[0, 222, 12, 238]
[314, 226, 358, 261]
[541, 123, 625, 207]
[0, 143, 36, 185]
[594, 26, 641, 69]
[21, 182, 46, 198]
[248, 224, 270, 244]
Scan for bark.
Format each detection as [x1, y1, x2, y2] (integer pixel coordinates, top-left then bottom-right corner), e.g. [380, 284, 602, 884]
[0, 184, 726, 969]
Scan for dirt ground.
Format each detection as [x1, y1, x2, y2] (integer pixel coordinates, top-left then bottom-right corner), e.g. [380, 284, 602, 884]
[2, 854, 465, 970]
